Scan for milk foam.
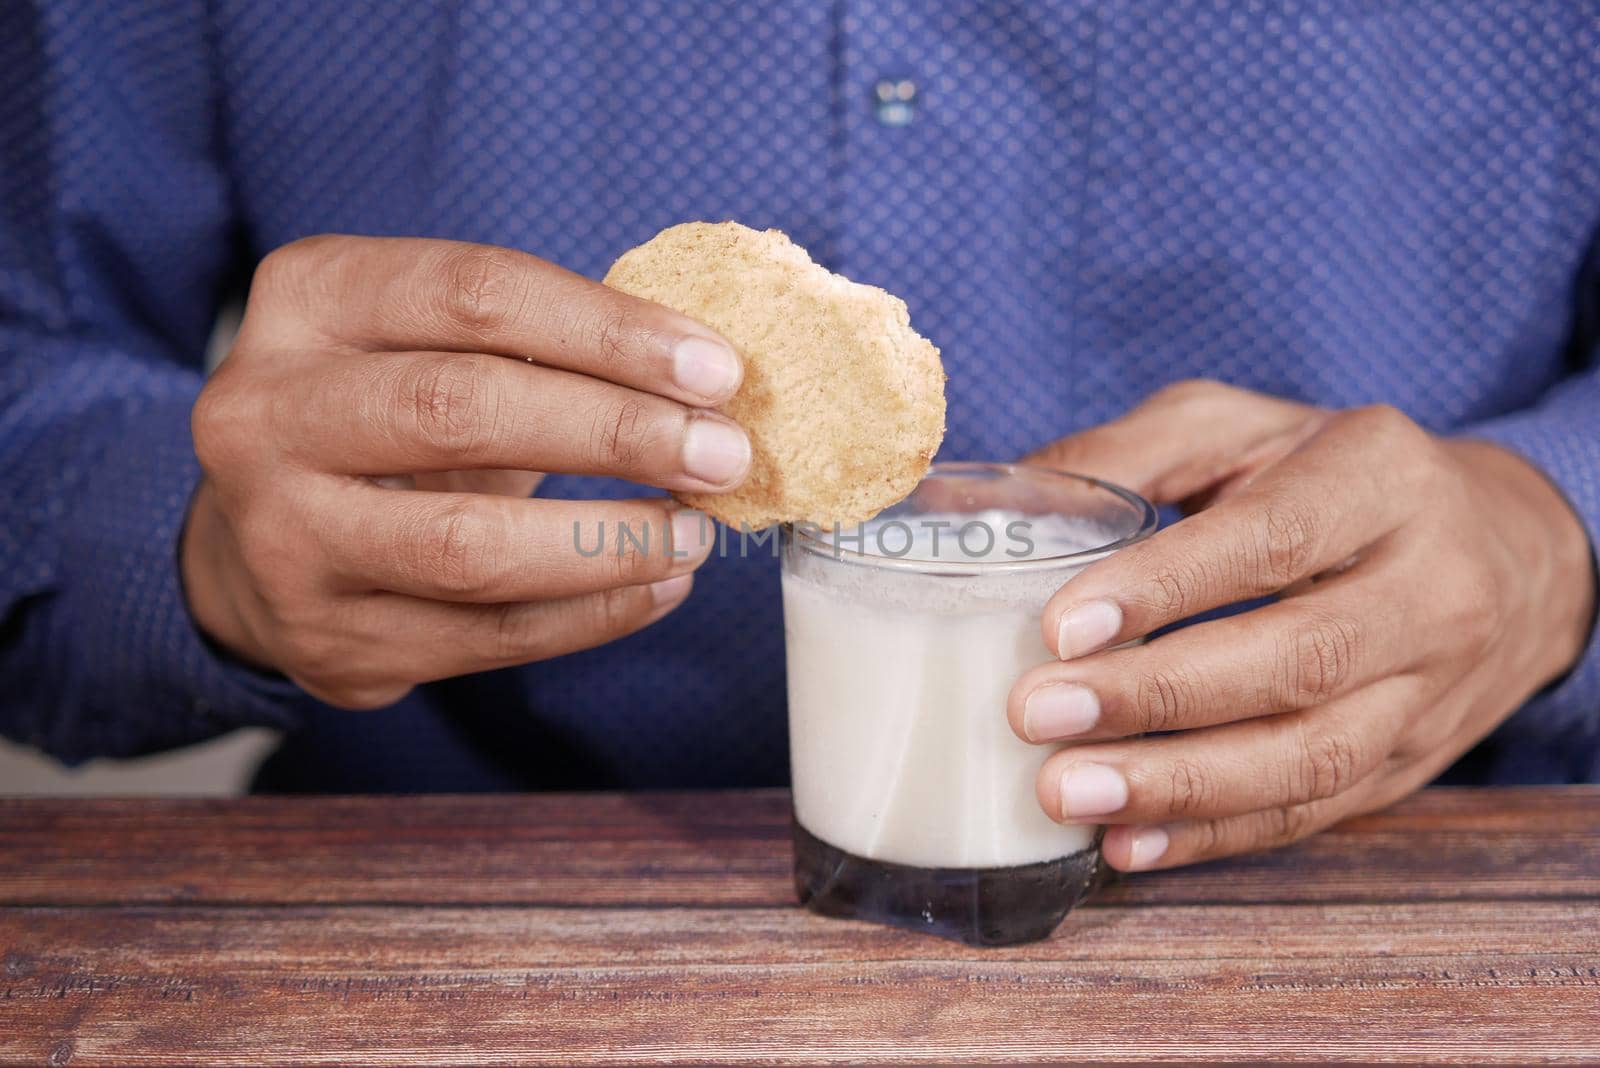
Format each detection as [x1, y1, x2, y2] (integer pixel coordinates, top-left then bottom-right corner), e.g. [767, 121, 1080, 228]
[784, 512, 1109, 868]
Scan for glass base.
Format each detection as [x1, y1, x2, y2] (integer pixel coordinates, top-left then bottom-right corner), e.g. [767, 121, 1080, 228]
[792, 819, 1111, 947]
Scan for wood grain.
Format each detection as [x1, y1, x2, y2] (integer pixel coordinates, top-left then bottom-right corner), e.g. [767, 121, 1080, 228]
[3, 903, 1597, 1064]
[1, 788, 1597, 1065]
[2, 787, 1595, 907]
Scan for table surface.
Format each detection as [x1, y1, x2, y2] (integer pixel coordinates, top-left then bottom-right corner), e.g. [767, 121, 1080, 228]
[0, 787, 1596, 1066]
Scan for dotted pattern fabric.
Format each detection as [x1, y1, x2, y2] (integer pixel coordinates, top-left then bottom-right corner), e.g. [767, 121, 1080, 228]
[3, 2, 1599, 788]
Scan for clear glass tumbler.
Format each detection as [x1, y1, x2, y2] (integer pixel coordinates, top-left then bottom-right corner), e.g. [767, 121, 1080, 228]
[781, 462, 1158, 945]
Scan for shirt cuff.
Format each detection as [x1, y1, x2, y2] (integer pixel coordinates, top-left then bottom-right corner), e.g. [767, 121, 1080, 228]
[40, 385, 309, 760]
[1462, 407, 1600, 742]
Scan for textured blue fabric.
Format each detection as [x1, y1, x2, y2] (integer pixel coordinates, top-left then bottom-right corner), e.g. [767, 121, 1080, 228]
[2, 2, 1598, 789]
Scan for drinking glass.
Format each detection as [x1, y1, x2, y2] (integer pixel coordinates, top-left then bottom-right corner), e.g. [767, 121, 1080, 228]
[781, 462, 1157, 945]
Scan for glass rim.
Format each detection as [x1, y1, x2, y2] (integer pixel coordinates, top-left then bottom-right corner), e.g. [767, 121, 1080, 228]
[785, 461, 1159, 575]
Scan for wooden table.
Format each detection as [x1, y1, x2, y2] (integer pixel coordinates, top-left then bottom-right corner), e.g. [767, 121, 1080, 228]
[0, 787, 1596, 1065]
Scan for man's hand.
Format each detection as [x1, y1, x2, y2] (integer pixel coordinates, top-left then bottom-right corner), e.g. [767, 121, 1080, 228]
[183, 235, 750, 708]
[1010, 381, 1597, 871]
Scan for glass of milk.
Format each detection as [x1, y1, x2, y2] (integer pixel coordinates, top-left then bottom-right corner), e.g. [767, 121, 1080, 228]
[781, 462, 1157, 945]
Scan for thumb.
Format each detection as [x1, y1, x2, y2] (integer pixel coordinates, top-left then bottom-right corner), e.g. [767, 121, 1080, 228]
[1023, 380, 1320, 505]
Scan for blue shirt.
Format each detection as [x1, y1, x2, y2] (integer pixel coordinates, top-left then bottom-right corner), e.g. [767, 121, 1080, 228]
[3, 1, 1598, 790]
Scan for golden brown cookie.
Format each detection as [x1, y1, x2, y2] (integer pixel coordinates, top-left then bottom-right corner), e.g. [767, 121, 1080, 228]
[604, 222, 946, 529]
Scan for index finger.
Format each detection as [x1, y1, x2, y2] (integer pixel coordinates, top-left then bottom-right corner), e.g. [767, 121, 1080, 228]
[1040, 406, 1430, 658]
[250, 235, 744, 407]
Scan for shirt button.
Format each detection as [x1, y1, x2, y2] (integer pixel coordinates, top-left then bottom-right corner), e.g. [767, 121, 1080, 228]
[872, 78, 917, 127]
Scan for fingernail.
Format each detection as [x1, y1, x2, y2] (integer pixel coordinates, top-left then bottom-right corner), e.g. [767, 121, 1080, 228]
[649, 573, 693, 607]
[1023, 684, 1100, 741]
[1125, 826, 1170, 870]
[672, 336, 742, 403]
[669, 510, 712, 566]
[1056, 599, 1122, 660]
[1058, 763, 1128, 819]
[682, 417, 751, 486]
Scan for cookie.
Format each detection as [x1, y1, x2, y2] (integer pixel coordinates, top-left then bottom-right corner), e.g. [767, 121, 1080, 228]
[604, 222, 946, 529]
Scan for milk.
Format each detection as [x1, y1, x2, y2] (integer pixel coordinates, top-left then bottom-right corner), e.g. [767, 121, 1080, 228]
[783, 512, 1109, 870]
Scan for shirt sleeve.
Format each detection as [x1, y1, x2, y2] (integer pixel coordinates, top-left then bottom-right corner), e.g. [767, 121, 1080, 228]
[1462, 356, 1600, 743]
[0, 2, 307, 762]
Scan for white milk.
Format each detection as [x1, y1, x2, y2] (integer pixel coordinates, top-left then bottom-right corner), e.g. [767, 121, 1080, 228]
[783, 512, 1109, 869]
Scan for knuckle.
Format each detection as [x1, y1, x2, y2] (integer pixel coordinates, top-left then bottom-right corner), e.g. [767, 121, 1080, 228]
[1282, 613, 1362, 705]
[1254, 493, 1323, 587]
[1396, 715, 1453, 761]
[1134, 665, 1200, 733]
[438, 246, 520, 336]
[1143, 560, 1197, 619]
[488, 603, 544, 663]
[1262, 803, 1319, 845]
[588, 396, 652, 471]
[254, 235, 338, 299]
[1186, 817, 1229, 858]
[594, 584, 644, 635]
[1340, 406, 1432, 479]
[1348, 403, 1418, 444]
[191, 380, 250, 474]
[417, 501, 495, 598]
[593, 306, 635, 367]
[254, 239, 307, 288]
[1295, 725, 1365, 802]
[583, 302, 669, 374]
[1152, 378, 1226, 408]
[404, 357, 495, 457]
[608, 520, 655, 586]
[253, 244, 295, 288]
[1164, 758, 1217, 818]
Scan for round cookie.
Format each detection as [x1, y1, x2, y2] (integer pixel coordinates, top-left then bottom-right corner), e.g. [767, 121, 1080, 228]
[603, 222, 946, 529]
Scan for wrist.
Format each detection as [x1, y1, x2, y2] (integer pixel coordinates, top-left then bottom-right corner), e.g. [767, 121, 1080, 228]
[1449, 439, 1597, 686]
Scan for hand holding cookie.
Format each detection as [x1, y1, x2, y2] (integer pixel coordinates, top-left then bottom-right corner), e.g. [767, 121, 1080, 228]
[183, 234, 752, 707]
[184, 224, 947, 708]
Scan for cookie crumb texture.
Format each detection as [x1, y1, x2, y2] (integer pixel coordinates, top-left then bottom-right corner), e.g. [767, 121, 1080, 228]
[604, 221, 946, 529]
